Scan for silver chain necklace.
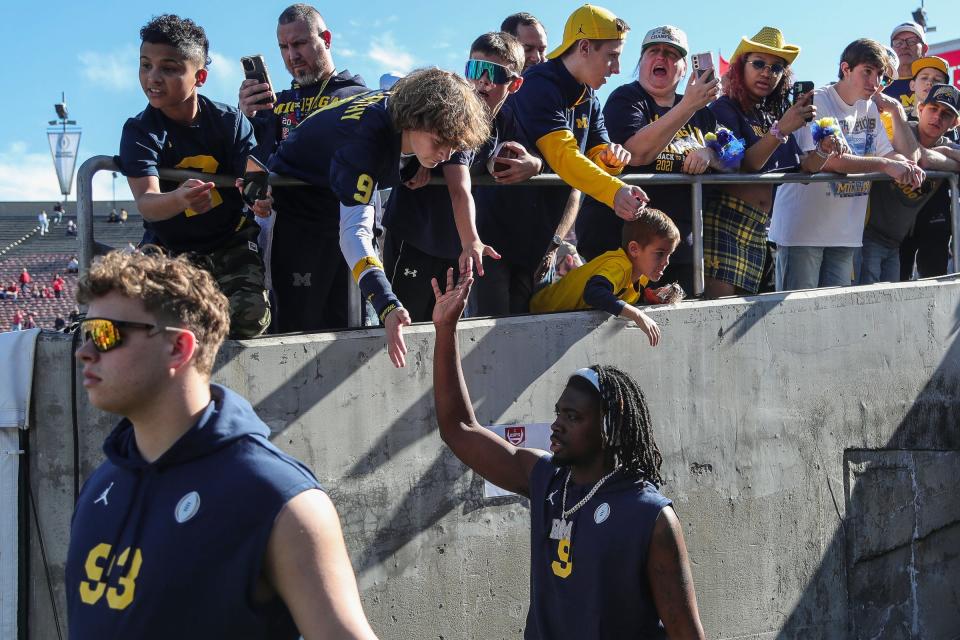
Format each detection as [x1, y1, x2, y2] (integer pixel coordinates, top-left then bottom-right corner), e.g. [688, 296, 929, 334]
[561, 467, 618, 519]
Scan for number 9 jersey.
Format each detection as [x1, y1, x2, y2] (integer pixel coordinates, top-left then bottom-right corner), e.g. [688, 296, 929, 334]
[269, 90, 406, 319]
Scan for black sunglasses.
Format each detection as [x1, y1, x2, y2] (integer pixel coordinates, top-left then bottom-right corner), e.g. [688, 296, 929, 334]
[747, 59, 786, 75]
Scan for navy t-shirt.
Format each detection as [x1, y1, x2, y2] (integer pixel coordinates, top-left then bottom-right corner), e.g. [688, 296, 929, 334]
[117, 95, 255, 254]
[383, 106, 524, 260]
[883, 78, 915, 112]
[576, 82, 717, 263]
[478, 61, 611, 270]
[268, 90, 404, 210]
[707, 95, 802, 174]
[526, 456, 671, 639]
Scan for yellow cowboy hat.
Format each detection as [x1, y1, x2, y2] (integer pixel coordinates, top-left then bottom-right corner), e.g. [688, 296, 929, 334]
[731, 27, 800, 66]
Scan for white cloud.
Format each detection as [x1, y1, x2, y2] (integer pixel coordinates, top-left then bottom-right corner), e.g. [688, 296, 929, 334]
[78, 46, 138, 91]
[0, 143, 132, 203]
[339, 47, 358, 59]
[206, 50, 244, 100]
[367, 33, 417, 73]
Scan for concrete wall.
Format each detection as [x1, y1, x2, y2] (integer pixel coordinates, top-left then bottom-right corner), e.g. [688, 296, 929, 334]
[24, 278, 960, 639]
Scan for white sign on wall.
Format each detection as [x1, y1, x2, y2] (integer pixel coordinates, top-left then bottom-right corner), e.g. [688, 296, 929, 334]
[482, 422, 552, 498]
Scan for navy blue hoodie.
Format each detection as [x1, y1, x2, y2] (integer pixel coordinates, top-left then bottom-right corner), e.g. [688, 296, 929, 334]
[66, 385, 320, 640]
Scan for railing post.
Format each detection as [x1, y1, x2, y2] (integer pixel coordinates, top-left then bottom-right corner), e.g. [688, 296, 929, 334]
[691, 179, 704, 296]
[951, 174, 959, 276]
[76, 155, 120, 273]
[347, 271, 362, 328]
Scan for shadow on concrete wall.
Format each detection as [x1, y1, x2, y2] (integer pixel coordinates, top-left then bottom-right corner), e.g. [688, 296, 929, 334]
[777, 298, 960, 639]
[220, 319, 595, 576]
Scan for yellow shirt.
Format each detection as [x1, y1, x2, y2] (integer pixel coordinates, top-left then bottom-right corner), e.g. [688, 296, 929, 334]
[880, 111, 895, 143]
[529, 249, 649, 313]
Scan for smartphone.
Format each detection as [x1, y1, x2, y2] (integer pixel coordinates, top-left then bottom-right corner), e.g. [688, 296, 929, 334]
[792, 81, 815, 121]
[241, 155, 269, 206]
[691, 52, 715, 82]
[241, 55, 273, 105]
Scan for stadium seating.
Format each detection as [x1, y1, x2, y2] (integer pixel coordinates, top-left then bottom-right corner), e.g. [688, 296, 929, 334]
[0, 213, 145, 332]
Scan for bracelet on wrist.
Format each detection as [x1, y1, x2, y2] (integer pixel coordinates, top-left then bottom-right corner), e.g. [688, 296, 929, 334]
[769, 120, 789, 144]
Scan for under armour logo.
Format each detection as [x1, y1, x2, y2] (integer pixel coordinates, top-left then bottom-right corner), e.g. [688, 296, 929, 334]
[94, 482, 115, 506]
[403, 268, 417, 278]
[292, 272, 312, 287]
[546, 490, 558, 505]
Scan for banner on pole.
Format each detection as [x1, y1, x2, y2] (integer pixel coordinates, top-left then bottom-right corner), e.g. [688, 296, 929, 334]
[47, 130, 82, 197]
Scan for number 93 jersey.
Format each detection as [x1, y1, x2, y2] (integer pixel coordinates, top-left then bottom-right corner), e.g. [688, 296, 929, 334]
[65, 385, 320, 640]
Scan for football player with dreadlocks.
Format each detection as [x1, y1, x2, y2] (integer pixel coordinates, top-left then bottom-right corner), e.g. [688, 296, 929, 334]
[431, 269, 705, 639]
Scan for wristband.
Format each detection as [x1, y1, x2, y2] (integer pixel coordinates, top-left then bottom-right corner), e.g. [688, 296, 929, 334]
[358, 269, 402, 323]
[769, 120, 789, 144]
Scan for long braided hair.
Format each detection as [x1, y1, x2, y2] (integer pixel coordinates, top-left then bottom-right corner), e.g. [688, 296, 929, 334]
[575, 365, 664, 486]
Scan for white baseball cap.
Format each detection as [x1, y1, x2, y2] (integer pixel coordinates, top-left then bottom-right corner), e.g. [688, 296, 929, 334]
[641, 25, 688, 57]
[890, 22, 926, 44]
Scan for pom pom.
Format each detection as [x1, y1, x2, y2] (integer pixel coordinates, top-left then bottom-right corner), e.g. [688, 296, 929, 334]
[704, 126, 745, 170]
[811, 117, 841, 145]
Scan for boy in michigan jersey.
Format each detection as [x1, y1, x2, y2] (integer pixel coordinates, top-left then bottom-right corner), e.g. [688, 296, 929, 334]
[382, 32, 543, 322]
[431, 269, 706, 639]
[269, 68, 489, 366]
[117, 15, 270, 338]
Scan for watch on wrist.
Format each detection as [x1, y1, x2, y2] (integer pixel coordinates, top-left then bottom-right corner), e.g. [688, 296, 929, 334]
[549, 234, 563, 249]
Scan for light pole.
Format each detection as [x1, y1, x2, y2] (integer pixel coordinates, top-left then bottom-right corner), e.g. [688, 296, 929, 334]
[112, 171, 118, 214]
[47, 91, 81, 206]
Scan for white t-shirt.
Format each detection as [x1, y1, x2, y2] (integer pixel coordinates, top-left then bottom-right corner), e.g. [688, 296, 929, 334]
[769, 84, 894, 247]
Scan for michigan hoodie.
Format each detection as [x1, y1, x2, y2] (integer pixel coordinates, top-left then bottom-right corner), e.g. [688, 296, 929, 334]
[65, 384, 319, 640]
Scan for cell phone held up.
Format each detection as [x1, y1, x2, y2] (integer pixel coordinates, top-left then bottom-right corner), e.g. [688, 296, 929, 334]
[241, 55, 273, 106]
[691, 52, 715, 82]
[241, 155, 269, 207]
[792, 81, 815, 121]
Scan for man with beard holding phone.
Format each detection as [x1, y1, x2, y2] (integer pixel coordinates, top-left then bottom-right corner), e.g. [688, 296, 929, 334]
[238, 4, 368, 334]
[239, 4, 367, 158]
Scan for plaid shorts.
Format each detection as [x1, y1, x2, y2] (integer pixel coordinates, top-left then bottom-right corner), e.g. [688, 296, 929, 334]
[703, 193, 769, 294]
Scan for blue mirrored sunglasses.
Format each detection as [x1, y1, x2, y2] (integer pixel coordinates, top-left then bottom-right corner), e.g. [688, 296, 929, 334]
[464, 59, 517, 85]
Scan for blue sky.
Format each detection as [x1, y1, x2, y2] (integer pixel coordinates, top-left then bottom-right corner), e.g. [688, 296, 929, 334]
[3, 0, 958, 203]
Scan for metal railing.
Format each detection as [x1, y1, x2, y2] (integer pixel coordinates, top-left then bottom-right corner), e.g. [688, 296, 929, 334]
[76, 156, 959, 325]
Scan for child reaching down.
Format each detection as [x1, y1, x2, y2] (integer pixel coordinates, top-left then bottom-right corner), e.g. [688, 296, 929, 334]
[530, 208, 682, 346]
